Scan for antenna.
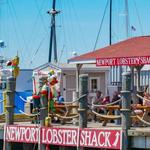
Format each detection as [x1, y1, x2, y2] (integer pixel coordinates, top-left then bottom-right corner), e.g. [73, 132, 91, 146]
[47, 0, 60, 63]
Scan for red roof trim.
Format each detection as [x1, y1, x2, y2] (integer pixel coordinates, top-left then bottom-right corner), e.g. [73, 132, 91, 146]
[68, 36, 150, 66]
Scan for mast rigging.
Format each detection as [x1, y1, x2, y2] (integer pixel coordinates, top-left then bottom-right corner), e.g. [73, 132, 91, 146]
[47, 0, 60, 63]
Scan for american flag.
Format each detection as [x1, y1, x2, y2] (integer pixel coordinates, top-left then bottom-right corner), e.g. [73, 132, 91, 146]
[131, 26, 136, 31]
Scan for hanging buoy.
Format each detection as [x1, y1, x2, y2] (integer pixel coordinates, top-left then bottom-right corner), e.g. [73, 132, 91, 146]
[40, 90, 48, 96]
[32, 95, 40, 99]
[45, 116, 51, 127]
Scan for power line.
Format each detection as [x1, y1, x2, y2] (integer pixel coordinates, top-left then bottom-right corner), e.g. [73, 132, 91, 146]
[30, 34, 47, 65]
[8, 0, 29, 68]
[93, 0, 109, 51]
[70, 0, 88, 50]
[59, 0, 68, 60]
[133, 0, 144, 35]
[9, 0, 29, 52]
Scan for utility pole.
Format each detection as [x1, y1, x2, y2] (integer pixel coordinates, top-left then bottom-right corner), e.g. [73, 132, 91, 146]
[47, 0, 60, 63]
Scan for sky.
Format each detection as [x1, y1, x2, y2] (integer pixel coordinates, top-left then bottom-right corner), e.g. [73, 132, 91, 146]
[0, 0, 150, 69]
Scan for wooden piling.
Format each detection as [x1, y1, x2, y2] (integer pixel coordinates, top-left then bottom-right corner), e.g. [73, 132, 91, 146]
[4, 76, 16, 150]
[39, 93, 48, 150]
[121, 72, 132, 150]
[72, 91, 79, 125]
[77, 74, 88, 150]
[79, 74, 88, 128]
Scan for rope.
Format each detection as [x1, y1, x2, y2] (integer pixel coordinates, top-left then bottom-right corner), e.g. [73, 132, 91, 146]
[17, 109, 39, 117]
[136, 94, 150, 102]
[62, 94, 87, 104]
[91, 110, 121, 119]
[133, 0, 144, 35]
[0, 113, 5, 116]
[0, 99, 4, 103]
[54, 113, 79, 120]
[132, 109, 150, 126]
[135, 114, 150, 126]
[16, 93, 33, 103]
[15, 106, 39, 117]
[92, 98, 122, 107]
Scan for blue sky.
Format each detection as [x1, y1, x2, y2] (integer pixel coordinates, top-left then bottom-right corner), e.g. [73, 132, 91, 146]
[0, 0, 150, 69]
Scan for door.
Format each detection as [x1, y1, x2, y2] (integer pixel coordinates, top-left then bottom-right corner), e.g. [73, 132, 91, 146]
[63, 74, 76, 102]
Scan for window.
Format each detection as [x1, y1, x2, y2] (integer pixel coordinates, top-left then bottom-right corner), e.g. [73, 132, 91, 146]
[89, 77, 100, 92]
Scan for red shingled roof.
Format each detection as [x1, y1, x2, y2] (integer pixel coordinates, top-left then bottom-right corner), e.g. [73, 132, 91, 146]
[68, 36, 150, 65]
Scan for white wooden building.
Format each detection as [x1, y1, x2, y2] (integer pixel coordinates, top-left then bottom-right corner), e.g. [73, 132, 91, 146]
[33, 63, 109, 102]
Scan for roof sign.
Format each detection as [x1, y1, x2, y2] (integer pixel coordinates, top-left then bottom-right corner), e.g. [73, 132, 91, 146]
[96, 56, 150, 66]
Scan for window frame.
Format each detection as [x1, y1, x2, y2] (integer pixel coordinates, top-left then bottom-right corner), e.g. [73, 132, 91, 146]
[89, 77, 100, 92]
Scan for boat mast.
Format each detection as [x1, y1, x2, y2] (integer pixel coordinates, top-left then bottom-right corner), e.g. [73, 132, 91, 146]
[125, 0, 129, 38]
[109, 0, 112, 45]
[47, 0, 60, 63]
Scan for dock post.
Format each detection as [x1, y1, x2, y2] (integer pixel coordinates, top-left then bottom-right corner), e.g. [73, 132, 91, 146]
[121, 72, 132, 150]
[79, 74, 88, 128]
[77, 74, 88, 150]
[39, 89, 48, 150]
[72, 91, 79, 125]
[4, 76, 16, 150]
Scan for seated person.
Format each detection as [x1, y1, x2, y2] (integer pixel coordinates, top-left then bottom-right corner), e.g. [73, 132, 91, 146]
[102, 96, 110, 105]
[143, 92, 150, 107]
[142, 91, 150, 123]
[132, 91, 150, 126]
[92, 91, 104, 121]
[92, 91, 103, 112]
[58, 96, 64, 104]
[112, 91, 121, 104]
[56, 91, 64, 104]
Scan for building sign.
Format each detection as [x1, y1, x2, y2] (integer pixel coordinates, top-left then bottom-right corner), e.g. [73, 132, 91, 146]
[5, 125, 122, 149]
[96, 56, 150, 66]
[4, 126, 39, 143]
[79, 128, 121, 149]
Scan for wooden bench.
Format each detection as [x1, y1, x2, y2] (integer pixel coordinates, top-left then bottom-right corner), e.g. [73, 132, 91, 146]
[96, 104, 150, 126]
[98, 105, 120, 126]
[51, 104, 79, 123]
[0, 114, 33, 123]
[131, 105, 150, 125]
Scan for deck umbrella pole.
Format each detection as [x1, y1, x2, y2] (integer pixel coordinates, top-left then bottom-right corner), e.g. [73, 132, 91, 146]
[129, 66, 138, 103]
[129, 66, 134, 92]
[135, 66, 143, 92]
[121, 72, 132, 150]
[76, 64, 82, 94]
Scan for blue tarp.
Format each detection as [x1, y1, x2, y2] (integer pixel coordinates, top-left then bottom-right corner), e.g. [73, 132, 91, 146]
[15, 91, 32, 114]
[0, 92, 3, 113]
[0, 90, 32, 114]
